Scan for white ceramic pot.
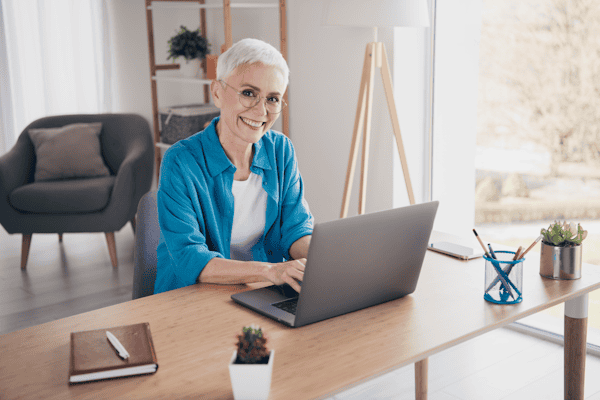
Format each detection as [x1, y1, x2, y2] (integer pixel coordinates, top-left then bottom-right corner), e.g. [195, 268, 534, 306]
[228, 349, 274, 400]
[178, 58, 201, 78]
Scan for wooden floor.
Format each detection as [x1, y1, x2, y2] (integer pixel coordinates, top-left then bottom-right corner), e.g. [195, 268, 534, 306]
[0, 225, 135, 336]
[1, 225, 600, 399]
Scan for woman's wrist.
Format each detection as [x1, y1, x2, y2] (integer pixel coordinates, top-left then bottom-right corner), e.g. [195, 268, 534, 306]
[261, 262, 273, 281]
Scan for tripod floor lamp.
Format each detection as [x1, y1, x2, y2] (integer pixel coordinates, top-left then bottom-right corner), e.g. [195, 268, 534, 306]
[326, 0, 430, 218]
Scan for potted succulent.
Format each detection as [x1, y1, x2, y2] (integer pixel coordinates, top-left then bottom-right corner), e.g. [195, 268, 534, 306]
[539, 220, 587, 280]
[229, 325, 274, 400]
[167, 25, 210, 78]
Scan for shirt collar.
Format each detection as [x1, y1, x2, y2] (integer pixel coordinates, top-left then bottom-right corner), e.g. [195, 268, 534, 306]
[202, 117, 272, 177]
[251, 135, 271, 172]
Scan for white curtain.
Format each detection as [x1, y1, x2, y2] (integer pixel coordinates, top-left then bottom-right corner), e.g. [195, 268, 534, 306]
[0, 0, 112, 155]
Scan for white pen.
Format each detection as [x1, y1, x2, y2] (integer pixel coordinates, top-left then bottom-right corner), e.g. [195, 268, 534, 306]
[106, 331, 130, 360]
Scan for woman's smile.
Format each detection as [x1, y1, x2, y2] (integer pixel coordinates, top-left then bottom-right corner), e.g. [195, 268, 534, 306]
[240, 116, 265, 130]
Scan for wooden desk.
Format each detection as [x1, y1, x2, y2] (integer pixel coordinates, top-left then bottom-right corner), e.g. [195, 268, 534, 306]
[1, 231, 599, 400]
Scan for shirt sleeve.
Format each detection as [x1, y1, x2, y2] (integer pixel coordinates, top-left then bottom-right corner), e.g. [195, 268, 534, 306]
[279, 138, 314, 259]
[157, 148, 223, 288]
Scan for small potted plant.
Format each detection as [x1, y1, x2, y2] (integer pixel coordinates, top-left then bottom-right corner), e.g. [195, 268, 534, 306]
[539, 220, 587, 280]
[167, 25, 210, 78]
[228, 325, 274, 400]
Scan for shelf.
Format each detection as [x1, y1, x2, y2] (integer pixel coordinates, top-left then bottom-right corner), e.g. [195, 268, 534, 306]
[152, 76, 212, 85]
[147, 2, 278, 10]
[146, 0, 289, 181]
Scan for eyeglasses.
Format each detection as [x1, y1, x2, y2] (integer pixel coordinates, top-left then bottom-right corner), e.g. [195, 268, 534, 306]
[219, 80, 287, 114]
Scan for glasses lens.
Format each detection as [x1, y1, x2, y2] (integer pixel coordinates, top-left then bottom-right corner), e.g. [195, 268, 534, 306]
[238, 94, 258, 109]
[236, 91, 285, 114]
[266, 102, 282, 114]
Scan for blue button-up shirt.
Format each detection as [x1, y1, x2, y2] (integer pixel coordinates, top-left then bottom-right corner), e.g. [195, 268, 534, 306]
[154, 117, 314, 294]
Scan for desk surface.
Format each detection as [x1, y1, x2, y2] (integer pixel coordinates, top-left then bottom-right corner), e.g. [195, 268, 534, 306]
[2, 231, 600, 400]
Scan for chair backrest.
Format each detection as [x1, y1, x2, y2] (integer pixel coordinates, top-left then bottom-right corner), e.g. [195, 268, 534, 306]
[22, 113, 152, 175]
[132, 190, 159, 299]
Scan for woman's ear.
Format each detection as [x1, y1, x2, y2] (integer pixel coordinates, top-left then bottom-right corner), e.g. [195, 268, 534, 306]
[211, 80, 223, 108]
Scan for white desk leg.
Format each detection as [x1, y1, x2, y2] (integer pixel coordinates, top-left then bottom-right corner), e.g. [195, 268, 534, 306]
[564, 293, 588, 400]
[415, 358, 428, 400]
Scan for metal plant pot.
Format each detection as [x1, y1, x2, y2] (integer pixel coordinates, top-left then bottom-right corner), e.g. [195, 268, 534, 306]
[539, 241, 582, 280]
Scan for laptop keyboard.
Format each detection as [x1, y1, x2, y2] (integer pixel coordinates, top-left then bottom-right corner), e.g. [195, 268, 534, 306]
[272, 297, 299, 315]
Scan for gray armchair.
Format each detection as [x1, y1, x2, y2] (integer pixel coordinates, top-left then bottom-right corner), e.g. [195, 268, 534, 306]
[0, 113, 154, 269]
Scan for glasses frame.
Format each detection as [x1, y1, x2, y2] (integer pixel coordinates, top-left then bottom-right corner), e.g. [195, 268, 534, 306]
[219, 80, 287, 114]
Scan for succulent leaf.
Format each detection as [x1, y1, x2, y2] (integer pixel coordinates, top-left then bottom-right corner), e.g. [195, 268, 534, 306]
[542, 221, 586, 247]
[235, 325, 269, 364]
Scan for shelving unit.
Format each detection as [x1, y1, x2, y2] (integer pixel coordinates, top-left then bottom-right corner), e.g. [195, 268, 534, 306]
[145, 0, 289, 181]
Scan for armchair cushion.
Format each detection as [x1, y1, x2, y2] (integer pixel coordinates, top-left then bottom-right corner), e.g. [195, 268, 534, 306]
[9, 176, 115, 214]
[28, 122, 111, 181]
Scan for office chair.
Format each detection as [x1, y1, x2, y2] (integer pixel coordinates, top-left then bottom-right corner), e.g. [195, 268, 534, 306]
[132, 190, 159, 299]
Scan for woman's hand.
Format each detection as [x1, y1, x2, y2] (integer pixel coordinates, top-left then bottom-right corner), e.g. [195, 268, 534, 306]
[264, 259, 306, 293]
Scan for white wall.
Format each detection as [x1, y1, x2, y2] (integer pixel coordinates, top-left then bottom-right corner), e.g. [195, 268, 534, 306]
[393, 25, 430, 207]
[431, 0, 482, 234]
[287, 0, 395, 223]
[107, 0, 417, 224]
[106, 0, 153, 124]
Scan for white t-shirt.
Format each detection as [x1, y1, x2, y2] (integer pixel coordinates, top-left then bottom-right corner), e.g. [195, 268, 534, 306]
[230, 172, 268, 261]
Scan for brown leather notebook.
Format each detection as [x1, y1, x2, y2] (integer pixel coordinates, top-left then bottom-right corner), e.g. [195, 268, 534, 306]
[69, 322, 158, 384]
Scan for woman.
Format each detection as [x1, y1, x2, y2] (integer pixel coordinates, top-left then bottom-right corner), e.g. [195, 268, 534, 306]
[154, 38, 313, 294]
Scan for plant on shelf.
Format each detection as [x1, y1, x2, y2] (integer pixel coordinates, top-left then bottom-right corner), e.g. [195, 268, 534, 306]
[540, 220, 588, 247]
[234, 324, 270, 364]
[167, 25, 210, 62]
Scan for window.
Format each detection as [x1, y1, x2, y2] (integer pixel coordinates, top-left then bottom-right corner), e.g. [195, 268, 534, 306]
[474, 0, 600, 345]
[395, 0, 600, 347]
[0, 0, 111, 154]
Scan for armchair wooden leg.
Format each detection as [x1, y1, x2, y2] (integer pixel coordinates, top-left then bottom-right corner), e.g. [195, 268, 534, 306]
[21, 234, 32, 270]
[105, 232, 118, 268]
[58, 233, 63, 242]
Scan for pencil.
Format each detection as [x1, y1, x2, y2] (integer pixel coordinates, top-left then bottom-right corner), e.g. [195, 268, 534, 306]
[512, 246, 523, 261]
[473, 229, 491, 258]
[487, 243, 497, 259]
[520, 235, 543, 258]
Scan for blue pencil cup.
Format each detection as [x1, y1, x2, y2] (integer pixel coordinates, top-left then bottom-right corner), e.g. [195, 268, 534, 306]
[484, 251, 524, 304]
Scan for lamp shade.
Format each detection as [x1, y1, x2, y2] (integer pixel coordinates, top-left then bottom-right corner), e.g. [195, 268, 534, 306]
[325, 0, 429, 28]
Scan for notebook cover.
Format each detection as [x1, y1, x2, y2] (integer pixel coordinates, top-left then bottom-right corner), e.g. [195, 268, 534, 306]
[69, 322, 158, 383]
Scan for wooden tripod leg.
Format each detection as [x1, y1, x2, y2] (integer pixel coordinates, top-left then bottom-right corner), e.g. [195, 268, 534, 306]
[359, 43, 376, 215]
[380, 44, 416, 205]
[340, 44, 374, 218]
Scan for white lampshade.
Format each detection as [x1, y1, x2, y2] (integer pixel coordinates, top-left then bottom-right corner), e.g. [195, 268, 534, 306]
[325, 0, 429, 28]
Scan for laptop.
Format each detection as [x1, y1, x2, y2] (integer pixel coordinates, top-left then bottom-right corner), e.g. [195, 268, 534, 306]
[231, 201, 439, 328]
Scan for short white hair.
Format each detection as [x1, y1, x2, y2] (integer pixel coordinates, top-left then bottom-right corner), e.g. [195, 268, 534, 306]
[216, 38, 289, 88]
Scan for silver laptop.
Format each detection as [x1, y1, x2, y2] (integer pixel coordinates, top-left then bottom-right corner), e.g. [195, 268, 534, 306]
[231, 201, 439, 328]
